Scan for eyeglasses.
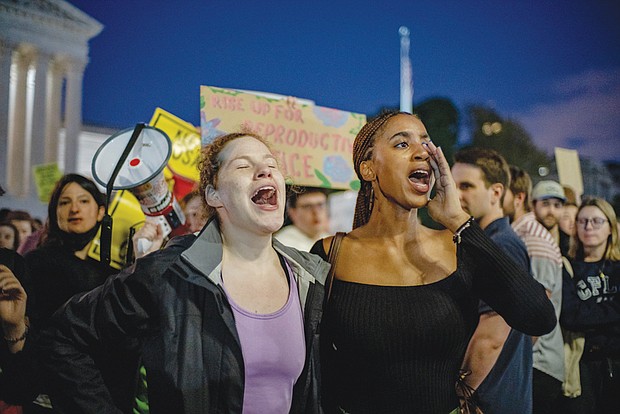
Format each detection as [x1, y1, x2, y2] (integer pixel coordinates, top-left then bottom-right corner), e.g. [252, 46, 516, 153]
[577, 217, 609, 229]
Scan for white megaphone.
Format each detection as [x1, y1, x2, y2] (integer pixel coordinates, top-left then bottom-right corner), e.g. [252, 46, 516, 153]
[92, 124, 186, 263]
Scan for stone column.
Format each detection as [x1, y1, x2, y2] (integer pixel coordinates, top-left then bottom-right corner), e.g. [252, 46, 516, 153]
[7, 45, 35, 197]
[45, 57, 64, 164]
[29, 51, 50, 170]
[0, 40, 13, 189]
[63, 58, 85, 173]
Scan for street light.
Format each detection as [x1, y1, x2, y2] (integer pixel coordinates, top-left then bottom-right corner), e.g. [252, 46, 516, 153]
[482, 121, 502, 136]
[538, 166, 549, 177]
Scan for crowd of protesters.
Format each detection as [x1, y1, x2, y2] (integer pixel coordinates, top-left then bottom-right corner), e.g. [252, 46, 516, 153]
[1, 112, 618, 413]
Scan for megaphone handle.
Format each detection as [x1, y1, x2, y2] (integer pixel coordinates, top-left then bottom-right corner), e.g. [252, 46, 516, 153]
[105, 123, 146, 208]
[125, 226, 136, 264]
[100, 123, 145, 267]
[100, 214, 113, 267]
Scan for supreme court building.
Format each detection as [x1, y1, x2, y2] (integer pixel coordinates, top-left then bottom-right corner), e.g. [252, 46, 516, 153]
[0, 0, 114, 217]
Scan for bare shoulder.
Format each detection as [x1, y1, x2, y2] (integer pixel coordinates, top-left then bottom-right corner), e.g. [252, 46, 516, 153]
[332, 226, 458, 285]
[320, 235, 335, 254]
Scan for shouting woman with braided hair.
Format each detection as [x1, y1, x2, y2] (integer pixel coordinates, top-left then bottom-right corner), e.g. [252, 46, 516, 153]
[311, 111, 556, 414]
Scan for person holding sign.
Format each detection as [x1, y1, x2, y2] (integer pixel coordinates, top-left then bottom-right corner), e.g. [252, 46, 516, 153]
[39, 131, 329, 413]
[311, 111, 555, 414]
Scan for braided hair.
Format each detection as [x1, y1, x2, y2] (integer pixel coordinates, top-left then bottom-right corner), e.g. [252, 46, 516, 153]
[352, 111, 414, 229]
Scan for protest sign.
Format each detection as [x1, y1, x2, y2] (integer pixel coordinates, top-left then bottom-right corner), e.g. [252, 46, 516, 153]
[200, 86, 365, 190]
[150, 108, 201, 200]
[33, 163, 63, 203]
[150, 108, 201, 182]
[555, 147, 583, 200]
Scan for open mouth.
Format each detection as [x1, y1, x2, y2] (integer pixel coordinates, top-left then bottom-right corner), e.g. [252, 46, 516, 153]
[409, 169, 430, 185]
[251, 186, 278, 206]
[408, 169, 431, 193]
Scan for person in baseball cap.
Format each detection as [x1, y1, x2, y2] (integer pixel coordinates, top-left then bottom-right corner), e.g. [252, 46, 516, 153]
[532, 181, 567, 203]
[532, 180, 569, 254]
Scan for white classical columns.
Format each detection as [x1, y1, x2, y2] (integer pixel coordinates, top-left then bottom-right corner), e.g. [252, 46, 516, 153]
[29, 50, 51, 173]
[0, 0, 102, 212]
[6, 45, 35, 196]
[45, 57, 64, 164]
[1, 43, 87, 197]
[63, 58, 85, 174]
[0, 40, 13, 189]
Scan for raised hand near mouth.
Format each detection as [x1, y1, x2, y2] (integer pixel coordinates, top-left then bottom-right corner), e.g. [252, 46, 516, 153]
[423, 141, 471, 233]
[0, 264, 28, 353]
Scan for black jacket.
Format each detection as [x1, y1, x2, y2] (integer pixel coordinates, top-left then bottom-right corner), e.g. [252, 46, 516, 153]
[39, 221, 330, 413]
[0, 248, 40, 406]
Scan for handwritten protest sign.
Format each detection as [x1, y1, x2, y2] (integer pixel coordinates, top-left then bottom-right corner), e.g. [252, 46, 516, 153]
[149, 108, 201, 200]
[200, 86, 365, 190]
[555, 147, 583, 200]
[32, 163, 63, 203]
[150, 108, 201, 182]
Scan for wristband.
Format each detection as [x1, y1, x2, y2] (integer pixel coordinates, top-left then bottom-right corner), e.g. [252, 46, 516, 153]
[453, 216, 474, 244]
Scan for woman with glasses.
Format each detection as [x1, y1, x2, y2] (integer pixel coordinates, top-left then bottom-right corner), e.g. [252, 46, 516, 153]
[558, 197, 620, 413]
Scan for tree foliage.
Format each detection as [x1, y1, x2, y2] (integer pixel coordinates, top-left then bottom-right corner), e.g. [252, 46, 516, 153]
[465, 105, 552, 179]
[414, 97, 459, 164]
[371, 98, 460, 164]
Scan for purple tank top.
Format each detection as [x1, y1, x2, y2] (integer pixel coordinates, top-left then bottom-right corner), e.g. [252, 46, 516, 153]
[224, 259, 306, 414]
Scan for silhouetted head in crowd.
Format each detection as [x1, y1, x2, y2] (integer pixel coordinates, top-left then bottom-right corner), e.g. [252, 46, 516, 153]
[0, 221, 20, 250]
[286, 188, 329, 239]
[6, 210, 34, 246]
[181, 190, 208, 233]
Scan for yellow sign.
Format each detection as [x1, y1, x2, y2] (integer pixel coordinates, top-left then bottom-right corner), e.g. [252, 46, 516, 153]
[555, 147, 584, 201]
[32, 163, 63, 203]
[88, 190, 146, 269]
[150, 108, 201, 182]
[200, 86, 365, 190]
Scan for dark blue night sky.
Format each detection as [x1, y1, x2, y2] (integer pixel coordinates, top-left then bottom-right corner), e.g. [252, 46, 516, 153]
[68, 0, 620, 162]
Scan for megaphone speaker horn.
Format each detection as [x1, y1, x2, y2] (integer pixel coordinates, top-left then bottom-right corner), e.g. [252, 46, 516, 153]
[92, 125, 186, 236]
[92, 126, 171, 190]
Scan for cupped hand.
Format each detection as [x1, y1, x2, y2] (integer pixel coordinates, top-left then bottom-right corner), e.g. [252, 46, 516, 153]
[0, 264, 27, 332]
[424, 141, 471, 232]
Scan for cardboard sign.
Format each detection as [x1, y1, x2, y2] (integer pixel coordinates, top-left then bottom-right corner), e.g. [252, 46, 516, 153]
[32, 163, 63, 203]
[200, 86, 365, 190]
[555, 147, 584, 200]
[150, 108, 201, 183]
[88, 190, 146, 269]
